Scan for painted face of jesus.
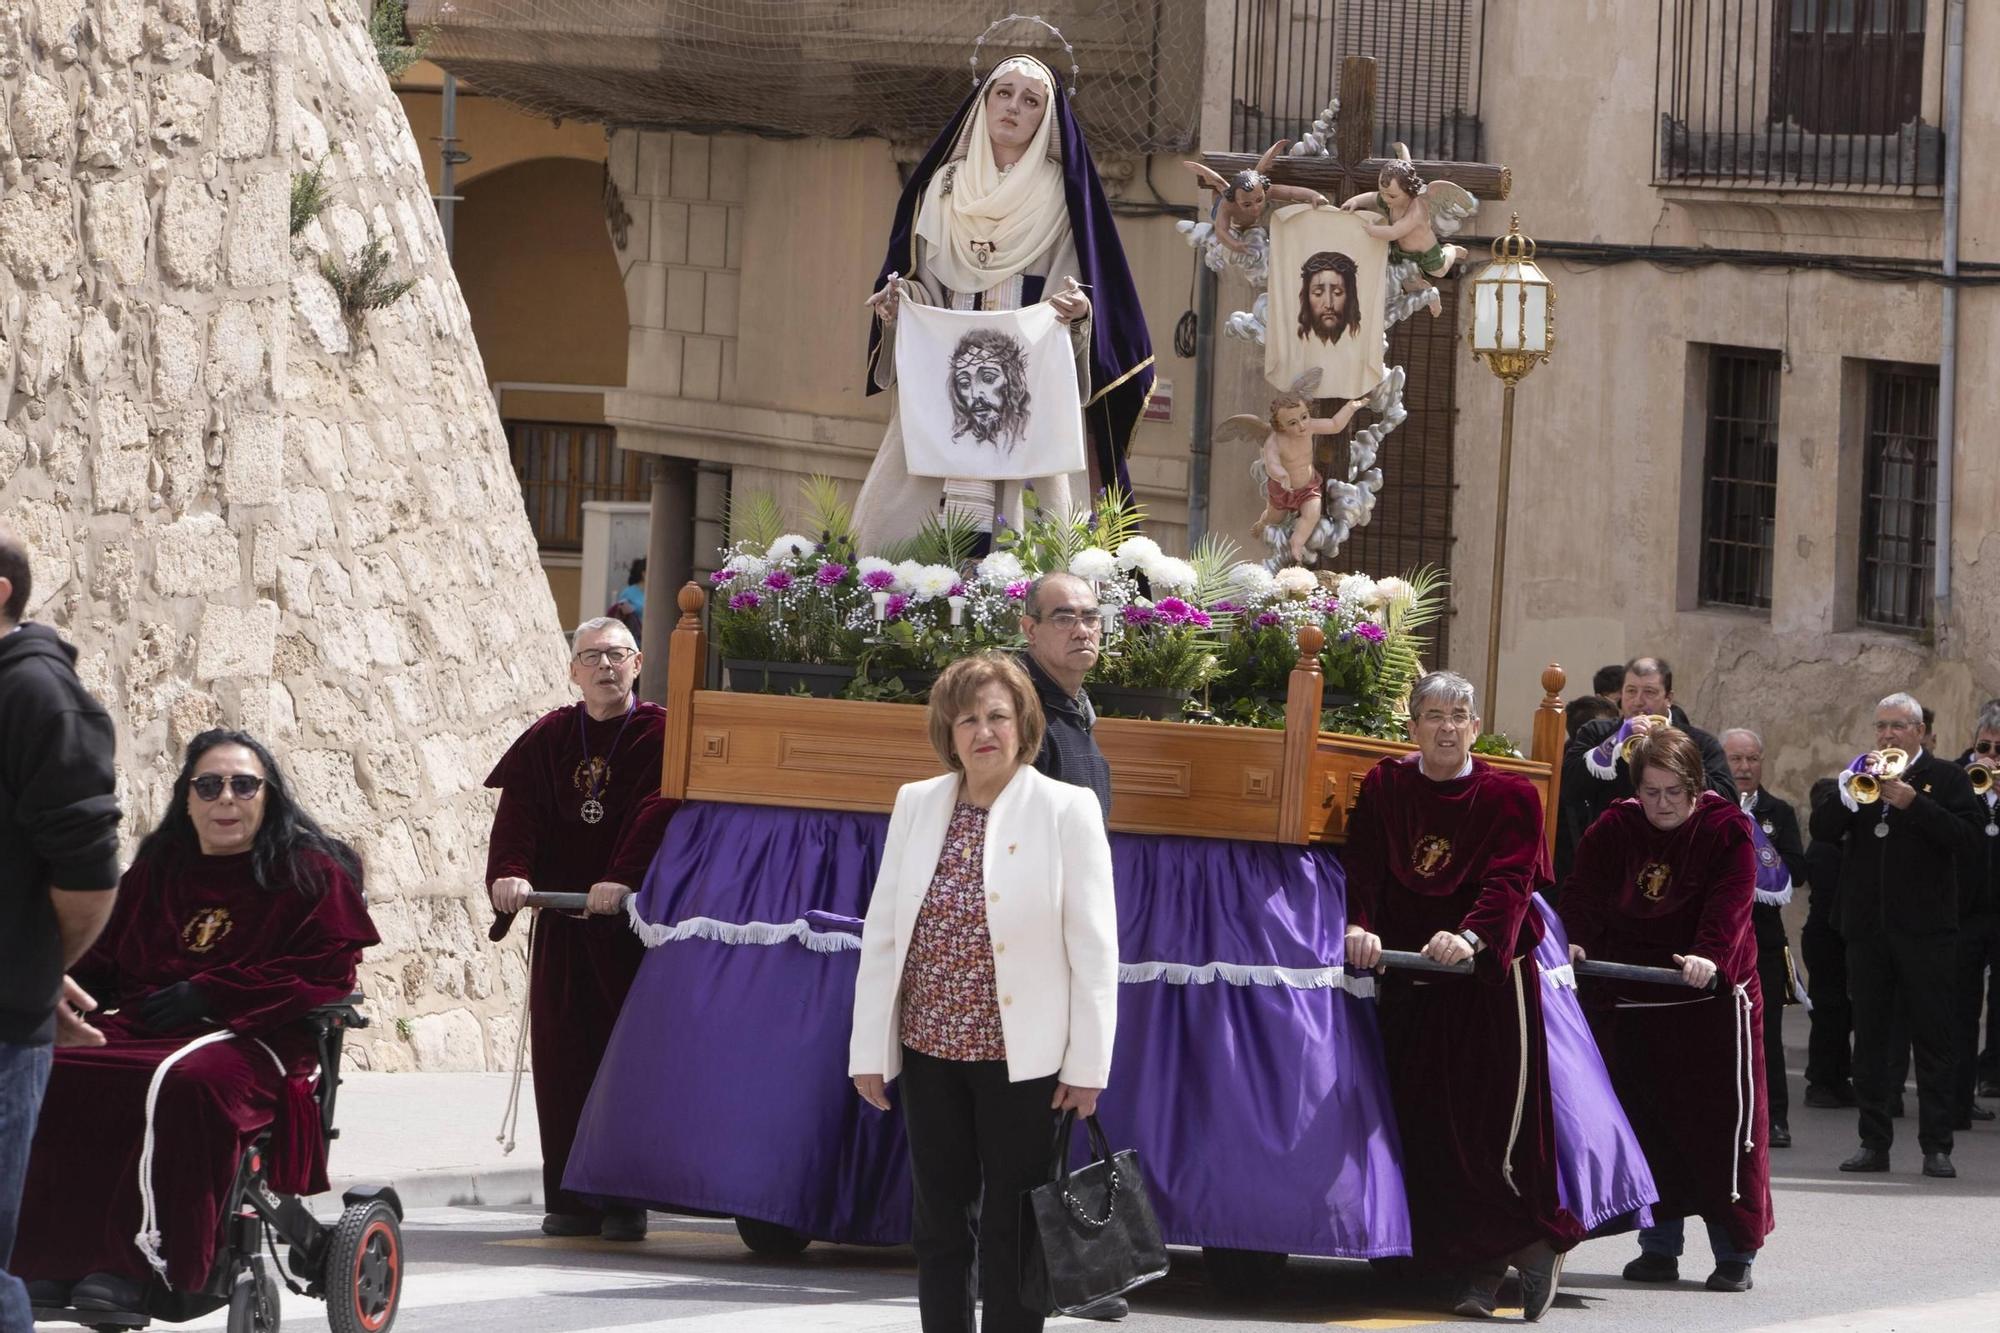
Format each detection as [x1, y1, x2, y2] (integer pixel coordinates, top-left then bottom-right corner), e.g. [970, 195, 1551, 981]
[984, 70, 1048, 157]
[1308, 270, 1348, 338]
[952, 355, 1009, 440]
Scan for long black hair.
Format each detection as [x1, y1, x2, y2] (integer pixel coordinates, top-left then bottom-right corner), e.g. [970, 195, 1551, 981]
[136, 729, 364, 899]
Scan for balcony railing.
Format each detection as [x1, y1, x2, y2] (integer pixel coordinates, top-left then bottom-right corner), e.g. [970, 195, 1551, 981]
[1653, 0, 1942, 193]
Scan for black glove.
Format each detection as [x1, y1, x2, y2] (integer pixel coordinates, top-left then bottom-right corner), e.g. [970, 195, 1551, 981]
[134, 981, 211, 1033]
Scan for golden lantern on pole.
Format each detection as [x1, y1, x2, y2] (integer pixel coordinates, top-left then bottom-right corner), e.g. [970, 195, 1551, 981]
[1467, 214, 1554, 718]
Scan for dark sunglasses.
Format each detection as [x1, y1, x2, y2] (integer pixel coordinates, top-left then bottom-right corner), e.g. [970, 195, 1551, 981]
[190, 774, 266, 802]
[1976, 740, 2000, 756]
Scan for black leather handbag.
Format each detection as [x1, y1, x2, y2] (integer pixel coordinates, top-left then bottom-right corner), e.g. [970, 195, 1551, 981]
[1018, 1111, 1169, 1315]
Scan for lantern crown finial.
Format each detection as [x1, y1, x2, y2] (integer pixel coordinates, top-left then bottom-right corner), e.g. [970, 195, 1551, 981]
[1490, 212, 1536, 264]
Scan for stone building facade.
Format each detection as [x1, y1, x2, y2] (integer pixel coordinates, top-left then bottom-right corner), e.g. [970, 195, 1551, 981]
[0, 0, 573, 1069]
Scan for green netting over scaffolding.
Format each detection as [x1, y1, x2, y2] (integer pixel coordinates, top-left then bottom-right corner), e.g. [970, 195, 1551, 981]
[406, 2, 1205, 156]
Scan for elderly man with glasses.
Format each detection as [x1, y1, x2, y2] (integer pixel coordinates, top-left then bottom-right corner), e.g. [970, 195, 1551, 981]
[484, 617, 677, 1239]
[1016, 573, 1113, 822]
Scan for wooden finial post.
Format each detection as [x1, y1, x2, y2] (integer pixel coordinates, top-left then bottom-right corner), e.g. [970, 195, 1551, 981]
[1532, 663, 1568, 861]
[661, 581, 709, 799]
[1278, 625, 1328, 845]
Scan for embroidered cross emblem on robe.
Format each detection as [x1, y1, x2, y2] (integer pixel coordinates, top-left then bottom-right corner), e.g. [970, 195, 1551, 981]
[1412, 835, 1453, 877]
[1637, 862, 1672, 902]
[181, 907, 234, 953]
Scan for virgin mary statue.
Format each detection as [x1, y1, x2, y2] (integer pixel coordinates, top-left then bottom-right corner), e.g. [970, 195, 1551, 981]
[854, 53, 1154, 551]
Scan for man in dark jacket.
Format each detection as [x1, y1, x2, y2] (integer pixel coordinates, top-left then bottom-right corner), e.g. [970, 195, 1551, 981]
[0, 529, 122, 1328]
[1801, 777, 1856, 1108]
[1951, 703, 2000, 1126]
[1723, 728, 1808, 1147]
[1813, 692, 1983, 1179]
[1556, 656, 1734, 893]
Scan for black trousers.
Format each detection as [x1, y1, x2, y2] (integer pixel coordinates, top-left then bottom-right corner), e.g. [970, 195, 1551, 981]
[1848, 931, 1956, 1155]
[1757, 942, 1791, 1123]
[1954, 914, 2000, 1113]
[900, 1046, 1059, 1333]
[1801, 917, 1851, 1091]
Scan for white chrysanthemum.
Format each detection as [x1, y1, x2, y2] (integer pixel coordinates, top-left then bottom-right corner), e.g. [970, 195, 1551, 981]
[976, 550, 1025, 583]
[725, 552, 771, 579]
[1069, 547, 1118, 581]
[1335, 572, 1379, 606]
[1114, 535, 1162, 572]
[1275, 566, 1319, 598]
[893, 559, 926, 592]
[1373, 575, 1411, 606]
[766, 533, 816, 562]
[856, 556, 896, 581]
[1145, 556, 1198, 592]
[1227, 563, 1278, 599]
[910, 564, 960, 601]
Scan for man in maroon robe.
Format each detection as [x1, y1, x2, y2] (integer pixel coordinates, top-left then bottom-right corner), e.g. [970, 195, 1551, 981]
[486, 616, 676, 1240]
[1344, 671, 1581, 1321]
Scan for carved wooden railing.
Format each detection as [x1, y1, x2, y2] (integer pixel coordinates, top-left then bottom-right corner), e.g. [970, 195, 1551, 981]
[660, 582, 1567, 847]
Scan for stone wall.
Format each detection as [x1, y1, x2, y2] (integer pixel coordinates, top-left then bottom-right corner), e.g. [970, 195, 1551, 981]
[0, 0, 575, 1069]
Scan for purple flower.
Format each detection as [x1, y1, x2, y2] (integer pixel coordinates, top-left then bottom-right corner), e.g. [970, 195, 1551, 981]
[861, 569, 898, 591]
[814, 562, 849, 587]
[762, 569, 794, 591]
[710, 568, 736, 585]
[1122, 604, 1157, 627]
[1255, 611, 1280, 627]
[1154, 596, 1193, 624]
[884, 594, 911, 620]
[1189, 609, 1213, 629]
[1005, 580, 1031, 601]
[948, 581, 969, 599]
[727, 591, 761, 612]
[1211, 599, 1241, 615]
[1353, 621, 1387, 643]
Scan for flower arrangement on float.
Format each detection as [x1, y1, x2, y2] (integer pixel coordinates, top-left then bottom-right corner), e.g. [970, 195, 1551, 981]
[703, 475, 1444, 728]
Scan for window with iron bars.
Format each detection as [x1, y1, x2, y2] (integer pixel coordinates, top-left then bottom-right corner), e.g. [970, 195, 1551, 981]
[1653, 0, 1940, 192]
[1857, 364, 1938, 631]
[506, 420, 649, 552]
[1698, 348, 1782, 613]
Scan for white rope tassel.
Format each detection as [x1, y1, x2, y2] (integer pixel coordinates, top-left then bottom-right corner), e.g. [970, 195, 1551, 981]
[497, 916, 535, 1156]
[1728, 982, 1755, 1202]
[134, 1029, 237, 1285]
[1501, 957, 1529, 1197]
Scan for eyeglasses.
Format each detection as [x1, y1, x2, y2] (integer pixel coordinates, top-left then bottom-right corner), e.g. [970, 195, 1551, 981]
[191, 774, 265, 802]
[574, 648, 637, 667]
[1418, 711, 1474, 727]
[1036, 609, 1104, 630]
[1975, 740, 2000, 756]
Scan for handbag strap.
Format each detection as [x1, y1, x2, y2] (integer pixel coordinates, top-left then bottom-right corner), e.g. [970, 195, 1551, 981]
[1046, 1110, 1121, 1229]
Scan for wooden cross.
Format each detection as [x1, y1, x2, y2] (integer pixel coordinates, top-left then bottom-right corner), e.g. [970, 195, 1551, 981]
[1202, 56, 1511, 204]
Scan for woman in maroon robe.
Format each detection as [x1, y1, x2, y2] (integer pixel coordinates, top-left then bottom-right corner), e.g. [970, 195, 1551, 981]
[1344, 670, 1580, 1321]
[1561, 728, 1771, 1294]
[15, 729, 377, 1314]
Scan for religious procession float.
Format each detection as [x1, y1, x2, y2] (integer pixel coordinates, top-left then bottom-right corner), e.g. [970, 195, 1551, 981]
[561, 22, 1658, 1280]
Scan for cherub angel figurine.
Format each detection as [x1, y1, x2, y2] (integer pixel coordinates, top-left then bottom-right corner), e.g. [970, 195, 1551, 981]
[1181, 140, 1331, 257]
[1340, 154, 1476, 313]
[1219, 370, 1369, 566]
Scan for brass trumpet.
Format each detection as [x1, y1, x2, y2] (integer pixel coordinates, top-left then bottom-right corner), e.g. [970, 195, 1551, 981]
[1619, 715, 1673, 764]
[1971, 763, 1995, 798]
[1843, 748, 1911, 805]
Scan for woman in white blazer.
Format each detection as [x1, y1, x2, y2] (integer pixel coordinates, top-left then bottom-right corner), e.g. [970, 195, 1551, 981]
[850, 651, 1118, 1333]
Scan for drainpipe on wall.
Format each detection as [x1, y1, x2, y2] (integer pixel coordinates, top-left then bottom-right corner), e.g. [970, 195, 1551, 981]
[1935, 0, 1965, 646]
[436, 72, 466, 257]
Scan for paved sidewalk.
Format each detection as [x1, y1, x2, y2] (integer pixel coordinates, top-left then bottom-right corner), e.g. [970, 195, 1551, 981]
[319, 1072, 544, 1210]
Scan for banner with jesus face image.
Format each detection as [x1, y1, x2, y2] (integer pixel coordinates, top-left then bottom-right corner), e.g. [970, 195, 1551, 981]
[895, 302, 1086, 481]
[1264, 205, 1389, 398]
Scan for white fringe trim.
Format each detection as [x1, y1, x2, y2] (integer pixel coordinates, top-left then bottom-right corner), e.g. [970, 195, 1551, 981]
[1584, 741, 1620, 780]
[1117, 960, 1377, 998]
[1540, 962, 1578, 990]
[627, 904, 864, 954]
[1753, 879, 1794, 907]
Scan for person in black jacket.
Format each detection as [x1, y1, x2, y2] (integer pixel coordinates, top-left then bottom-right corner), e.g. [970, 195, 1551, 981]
[1723, 728, 1809, 1148]
[0, 529, 122, 1329]
[1813, 692, 1984, 1179]
[1951, 703, 2000, 1127]
[1800, 777, 1856, 1108]
[1555, 656, 1735, 895]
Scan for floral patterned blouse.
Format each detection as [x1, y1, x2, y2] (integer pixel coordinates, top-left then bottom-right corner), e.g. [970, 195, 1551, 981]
[899, 801, 1007, 1062]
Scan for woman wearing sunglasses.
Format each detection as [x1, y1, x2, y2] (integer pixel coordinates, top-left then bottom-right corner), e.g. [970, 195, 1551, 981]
[11, 730, 378, 1315]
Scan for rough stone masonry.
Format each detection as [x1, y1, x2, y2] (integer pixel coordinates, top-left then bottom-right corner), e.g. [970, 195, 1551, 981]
[0, 0, 577, 1070]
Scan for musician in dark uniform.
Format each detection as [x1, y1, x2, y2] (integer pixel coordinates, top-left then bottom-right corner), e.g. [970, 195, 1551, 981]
[1721, 729, 1808, 1147]
[1810, 692, 1984, 1179]
[1952, 703, 2000, 1126]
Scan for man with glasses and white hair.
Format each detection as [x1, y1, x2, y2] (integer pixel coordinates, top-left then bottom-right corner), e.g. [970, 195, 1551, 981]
[1810, 691, 1983, 1179]
[1343, 671, 1577, 1321]
[484, 617, 676, 1239]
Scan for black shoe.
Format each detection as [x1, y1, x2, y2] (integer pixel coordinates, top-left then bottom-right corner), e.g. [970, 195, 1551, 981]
[1840, 1146, 1890, 1172]
[1769, 1120, 1792, 1148]
[1622, 1252, 1678, 1283]
[1889, 1096, 1906, 1118]
[601, 1206, 649, 1242]
[70, 1272, 148, 1313]
[541, 1211, 602, 1237]
[1979, 1078, 2000, 1099]
[1451, 1262, 1506, 1318]
[1070, 1296, 1129, 1320]
[25, 1279, 73, 1307]
[1513, 1242, 1565, 1323]
[1804, 1083, 1857, 1108]
[1970, 1102, 1996, 1122]
[1922, 1152, 1956, 1178]
[1705, 1261, 1753, 1293]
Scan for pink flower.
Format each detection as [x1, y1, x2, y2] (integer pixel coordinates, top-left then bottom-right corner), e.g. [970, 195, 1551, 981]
[762, 569, 794, 591]
[861, 569, 898, 591]
[814, 562, 849, 586]
[884, 594, 911, 620]
[1353, 621, 1387, 643]
[1189, 608, 1213, 629]
[1122, 604, 1157, 627]
[727, 591, 761, 612]
[1154, 596, 1194, 625]
[948, 581, 969, 599]
[710, 568, 736, 585]
[1005, 580, 1031, 601]
[1255, 611, 1280, 627]
[1212, 599, 1241, 614]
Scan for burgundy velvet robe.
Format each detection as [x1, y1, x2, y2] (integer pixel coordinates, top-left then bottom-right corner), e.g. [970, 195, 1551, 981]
[484, 700, 676, 1216]
[15, 849, 376, 1290]
[1560, 793, 1772, 1253]
[1345, 756, 1585, 1268]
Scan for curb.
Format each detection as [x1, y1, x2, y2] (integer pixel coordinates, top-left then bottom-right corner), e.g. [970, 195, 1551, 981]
[317, 1163, 544, 1211]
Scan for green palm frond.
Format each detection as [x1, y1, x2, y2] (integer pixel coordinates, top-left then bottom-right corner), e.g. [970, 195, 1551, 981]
[1374, 564, 1450, 713]
[798, 474, 855, 554]
[1189, 533, 1245, 610]
[724, 489, 785, 551]
[879, 507, 984, 568]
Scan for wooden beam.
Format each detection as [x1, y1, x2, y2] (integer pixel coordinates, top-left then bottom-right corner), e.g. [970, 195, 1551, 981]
[1200, 151, 1512, 203]
[1336, 55, 1377, 192]
[1277, 625, 1327, 845]
[1531, 663, 1569, 863]
[660, 581, 707, 800]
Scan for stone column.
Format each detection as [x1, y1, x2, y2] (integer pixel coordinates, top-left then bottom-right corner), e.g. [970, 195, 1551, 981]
[639, 456, 694, 702]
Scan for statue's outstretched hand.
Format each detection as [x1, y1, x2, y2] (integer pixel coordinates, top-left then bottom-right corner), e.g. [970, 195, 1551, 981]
[1047, 276, 1091, 324]
[866, 274, 903, 325]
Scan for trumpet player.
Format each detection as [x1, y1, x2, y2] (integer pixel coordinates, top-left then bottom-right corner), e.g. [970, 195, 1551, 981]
[1811, 693, 1984, 1179]
[1721, 729, 1808, 1148]
[1558, 657, 1734, 896]
[1950, 703, 2000, 1128]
